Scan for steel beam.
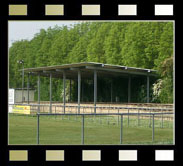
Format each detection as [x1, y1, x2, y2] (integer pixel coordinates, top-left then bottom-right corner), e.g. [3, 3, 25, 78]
[70, 67, 85, 71]
[56, 69, 69, 72]
[85, 66, 157, 76]
[43, 70, 56, 73]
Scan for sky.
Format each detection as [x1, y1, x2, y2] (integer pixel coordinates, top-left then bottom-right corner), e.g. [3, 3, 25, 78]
[8, 21, 81, 47]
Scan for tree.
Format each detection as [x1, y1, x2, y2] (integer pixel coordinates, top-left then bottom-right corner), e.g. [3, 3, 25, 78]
[87, 23, 112, 63]
[104, 23, 123, 64]
[9, 22, 174, 103]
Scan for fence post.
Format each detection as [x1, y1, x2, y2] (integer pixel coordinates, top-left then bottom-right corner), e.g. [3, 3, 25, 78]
[138, 109, 140, 126]
[91, 107, 93, 122]
[161, 109, 163, 128]
[120, 115, 123, 144]
[81, 114, 84, 145]
[37, 114, 40, 145]
[94, 107, 96, 122]
[128, 108, 129, 127]
[99, 108, 101, 124]
[107, 109, 109, 125]
[149, 109, 151, 128]
[75, 107, 77, 121]
[118, 109, 119, 126]
[152, 114, 155, 142]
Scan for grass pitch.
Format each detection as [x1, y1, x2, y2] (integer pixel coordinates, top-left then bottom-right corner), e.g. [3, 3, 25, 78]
[9, 114, 173, 145]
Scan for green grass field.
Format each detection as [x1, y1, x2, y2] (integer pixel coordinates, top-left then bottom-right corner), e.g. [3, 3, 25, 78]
[9, 114, 173, 145]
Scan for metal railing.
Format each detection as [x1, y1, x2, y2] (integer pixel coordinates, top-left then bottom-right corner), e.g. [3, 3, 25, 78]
[10, 103, 173, 123]
[10, 103, 173, 113]
[36, 112, 173, 145]
[9, 103, 173, 145]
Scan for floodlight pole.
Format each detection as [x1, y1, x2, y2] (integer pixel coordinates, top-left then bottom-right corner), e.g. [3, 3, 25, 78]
[22, 62, 24, 103]
[27, 73, 30, 104]
[17, 60, 25, 103]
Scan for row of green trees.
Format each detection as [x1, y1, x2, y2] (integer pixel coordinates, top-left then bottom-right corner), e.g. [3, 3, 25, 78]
[9, 22, 174, 103]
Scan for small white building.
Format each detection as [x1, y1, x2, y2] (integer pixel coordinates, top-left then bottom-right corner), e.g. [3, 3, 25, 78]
[9, 88, 35, 103]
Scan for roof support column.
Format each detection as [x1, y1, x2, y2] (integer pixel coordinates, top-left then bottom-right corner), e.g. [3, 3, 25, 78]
[63, 71, 66, 114]
[69, 79, 72, 102]
[111, 81, 113, 103]
[94, 70, 97, 114]
[147, 75, 150, 103]
[78, 70, 81, 114]
[82, 80, 84, 102]
[128, 75, 131, 103]
[27, 73, 30, 104]
[49, 73, 52, 113]
[37, 74, 40, 113]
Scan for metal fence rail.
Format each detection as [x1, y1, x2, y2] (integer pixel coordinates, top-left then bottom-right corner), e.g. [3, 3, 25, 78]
[10, 103, 174, 110]
[36, 112, 173, 145]
[9, 103, 173, 145]
[10, 103, 174, 116]
[10, 103, 174, 123]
